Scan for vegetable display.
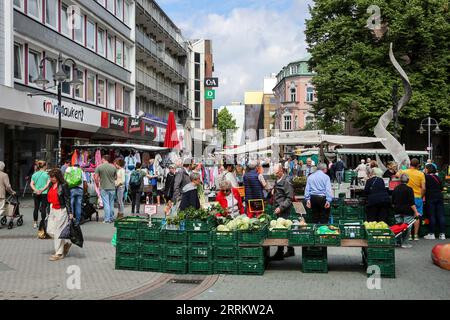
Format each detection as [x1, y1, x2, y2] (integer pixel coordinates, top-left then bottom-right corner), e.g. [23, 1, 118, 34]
[216, 214, 269, 232]
[364, 221, 389, 230]
[316, 225, 340, 235]
[269, 218, 293, 231]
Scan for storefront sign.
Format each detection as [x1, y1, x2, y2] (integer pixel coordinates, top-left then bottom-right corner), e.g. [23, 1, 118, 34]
[205, 89, 216, 100]
[110, 114, 126, 131]
[205, 78, 219, 87]
[129, 118, 142, 135]
[43, 100, 85, 122]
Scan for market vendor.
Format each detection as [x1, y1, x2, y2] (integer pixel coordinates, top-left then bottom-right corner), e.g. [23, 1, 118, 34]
[216, 180, 244, 218]
[179, 172, 202, 211]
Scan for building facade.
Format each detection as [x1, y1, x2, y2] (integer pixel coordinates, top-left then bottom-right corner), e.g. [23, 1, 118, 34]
[244, 91, 265, 143]
[273, 57, 316, 132]
[263, 74, 277, 138]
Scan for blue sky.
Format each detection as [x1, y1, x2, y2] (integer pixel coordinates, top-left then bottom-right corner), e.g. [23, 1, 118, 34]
[157, 0, 314, 107]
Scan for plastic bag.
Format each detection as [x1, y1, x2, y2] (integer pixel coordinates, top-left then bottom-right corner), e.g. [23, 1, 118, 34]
[70, 221, 84, 248]
[59, 222, 71, 239]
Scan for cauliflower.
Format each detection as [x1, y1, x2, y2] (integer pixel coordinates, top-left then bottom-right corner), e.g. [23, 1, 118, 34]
[277, 218, 286, 224]
[270, 220, 277, 228]
[284, 220, 293, 228]
[217, 225, 230, 232]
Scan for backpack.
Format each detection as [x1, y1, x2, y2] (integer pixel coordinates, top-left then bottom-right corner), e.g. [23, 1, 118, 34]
[65, 168, 83, 189]
[129, 170, 142, 189]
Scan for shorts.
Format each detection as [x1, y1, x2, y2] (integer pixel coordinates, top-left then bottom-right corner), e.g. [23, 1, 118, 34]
[414, 198, 424, 216]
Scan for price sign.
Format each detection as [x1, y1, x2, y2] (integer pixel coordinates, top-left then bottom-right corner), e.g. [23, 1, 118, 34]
[144, 205, 157, 216]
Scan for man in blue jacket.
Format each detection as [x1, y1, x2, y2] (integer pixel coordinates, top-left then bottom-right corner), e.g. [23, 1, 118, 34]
[243, 160, 264, 217]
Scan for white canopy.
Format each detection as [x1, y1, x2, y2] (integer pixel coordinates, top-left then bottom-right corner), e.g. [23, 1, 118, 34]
[336, 148, 428, 156]
[75, 144, 169, 152]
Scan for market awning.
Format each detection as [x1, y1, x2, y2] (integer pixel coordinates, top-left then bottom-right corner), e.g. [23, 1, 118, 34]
[335, 148, 429, 156]
[74, 144, 169, 152]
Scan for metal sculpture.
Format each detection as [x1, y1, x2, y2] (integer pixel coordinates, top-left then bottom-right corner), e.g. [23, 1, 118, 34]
[374, 43, 412, 169]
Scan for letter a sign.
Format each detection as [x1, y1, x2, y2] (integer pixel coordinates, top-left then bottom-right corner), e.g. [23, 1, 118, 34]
[204, 78, 219, 87]
[205, 89, 215, 100]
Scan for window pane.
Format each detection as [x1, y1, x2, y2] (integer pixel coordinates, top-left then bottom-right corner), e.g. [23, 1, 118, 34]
[14, 0, 24, 10]
[195, 64, 200, 79]
[195, 91, 200, 101]
[97, 29, 105, 56]
[116, 0, 123, 19]
[45, 58, 56, 86]
[28, 50, 40, 84]
[107, 36, 114, 61]
[75, 70, 84, 99]
[28, 0, 41, 19]
[61, 65, 71, 94]
[87, 20, 95, 50]
[74, 13, 84, 43]
[87, 73, 95, 102]
[195, 53, 200, 63]
[195, 102, 200, 118]
[124, 46, 130, 69]
[124, 90, 130, 114]
[14, 44, 22, 80]
[61, 4, 70, 36]
[116, 85, 123, 112]
[116, 40, 123, 66]
[98, 79, 105, 105]
[108, 82, 115, 109]
[195, 80, 200, 91]
[107, 0, 114, 13]
[124, 1, 130, 25]
[46, 0, 57, 28]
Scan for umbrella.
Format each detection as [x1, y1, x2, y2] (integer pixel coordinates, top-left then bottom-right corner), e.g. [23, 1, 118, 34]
[164, 111, 180, 150]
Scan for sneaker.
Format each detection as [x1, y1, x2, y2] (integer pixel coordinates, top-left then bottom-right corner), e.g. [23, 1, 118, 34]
[439, 234, 446, 240]
[401, 243, 413, 249]
[414, 235, 420, 241]
[33, 222, 38, 229]
[408, 235, 413, 241]
[424, 234, 436, 240]
[49, 254, 64, 261]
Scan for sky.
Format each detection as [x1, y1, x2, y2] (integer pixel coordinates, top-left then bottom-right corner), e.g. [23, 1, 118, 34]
[157, 0, 314, 108]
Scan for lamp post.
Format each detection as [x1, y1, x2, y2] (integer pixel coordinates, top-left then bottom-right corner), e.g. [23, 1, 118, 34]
[417, 117, 441, 160]
[33, 53, 83, 166]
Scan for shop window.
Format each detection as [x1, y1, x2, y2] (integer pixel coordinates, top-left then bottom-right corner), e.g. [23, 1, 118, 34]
[14, 43, 23, 81]
[45, 0, 58, 29]
[28, 49, 41, 84]
[87, 73, 96, 103]
[108, 82, 115, 110]
[61, 65, 72, 95]
[97, 79, 105, 106]
[61, 3, 70, 36]
[97, 28, 105, 56]
[28, 0, 42, 21]
[107, 35, 114, 62]
[116, 40, 123, 66]
[87, 20, 96, 51]
[73, 12, 84, 45]
[74, 69, 84, 100]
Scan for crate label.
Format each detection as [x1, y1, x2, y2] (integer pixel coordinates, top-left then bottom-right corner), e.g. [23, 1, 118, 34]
[145, 205, 157, 216]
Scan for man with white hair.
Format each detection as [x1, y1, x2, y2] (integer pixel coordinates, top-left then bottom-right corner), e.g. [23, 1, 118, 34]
[305, 163, 333, 224]
[0, 161, 16, 217]
[303, 158, 317, 177]
[243, 160, 264, 217]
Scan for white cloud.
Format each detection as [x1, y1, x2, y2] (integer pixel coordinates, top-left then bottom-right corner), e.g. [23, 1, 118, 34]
[178, 1, 313, 107]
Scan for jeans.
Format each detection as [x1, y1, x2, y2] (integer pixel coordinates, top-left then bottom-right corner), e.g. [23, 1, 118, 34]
[70, 187, 84, 224]
[336, 171, 344, 184]
[427, 199, 446, 234]
[131, 191, 142, 214]
[116, 186, 125, 213]
[101, 189, 116, 222]
[33, 193, 48, 222]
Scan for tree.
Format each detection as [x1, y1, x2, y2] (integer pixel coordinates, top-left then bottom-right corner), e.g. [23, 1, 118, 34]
[305, 0, 450, 135]
[217, 108, 238, 146]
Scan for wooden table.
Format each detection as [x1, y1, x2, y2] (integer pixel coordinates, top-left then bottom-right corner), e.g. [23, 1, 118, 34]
[262, 239, 368, 248]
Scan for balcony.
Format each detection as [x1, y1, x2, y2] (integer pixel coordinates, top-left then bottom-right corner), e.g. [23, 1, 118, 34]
[135, 0, 187, 56]
[135, 28, 187, 83]
[136, 68, 187, 110]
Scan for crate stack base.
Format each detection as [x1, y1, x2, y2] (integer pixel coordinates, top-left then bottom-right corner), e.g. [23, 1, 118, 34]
[187, 230, 213, 275]
[161, 229, 188, 274]
[238, 246, 268, 276]
[302, 247, 328, 273]
[213, 230, 239, 275]
[365, 229, 396, 278]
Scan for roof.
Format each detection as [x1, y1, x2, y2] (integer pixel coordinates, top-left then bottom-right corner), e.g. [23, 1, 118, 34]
[335, 149, 429, 156]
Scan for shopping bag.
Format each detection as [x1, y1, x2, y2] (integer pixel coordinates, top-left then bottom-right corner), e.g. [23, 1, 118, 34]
[111, 231, 117, 247]
[70, 221, 84, 248]
[59, 222, 71, 240]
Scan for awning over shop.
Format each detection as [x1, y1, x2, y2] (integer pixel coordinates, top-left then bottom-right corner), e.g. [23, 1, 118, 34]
[74, 144, 169, 152]
[336, 148, 428, 156]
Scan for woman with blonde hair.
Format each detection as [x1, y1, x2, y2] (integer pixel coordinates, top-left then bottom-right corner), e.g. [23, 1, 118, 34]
[30, 160, 50, 229]
[114, 159, 126, 219]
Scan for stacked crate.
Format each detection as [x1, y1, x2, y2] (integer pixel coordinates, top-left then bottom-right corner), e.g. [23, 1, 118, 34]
[364, 228, 396, 278]
[342, 201, 365, 220]
[315, 224, 341, 247]
[237, 226, 269, 276]
[186, 219, 214, 275]
[339, 220, 366, 240]
[213, 229, 239, 275]
[302, 247, 328, 273]
[330, 198, 344, 223]
[161, 228, 188, 274]
[288, 225, 315, 246]
[139, 226, 163, 272]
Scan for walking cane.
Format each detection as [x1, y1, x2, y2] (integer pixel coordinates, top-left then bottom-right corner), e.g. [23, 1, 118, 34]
[22, 180, 29, 198]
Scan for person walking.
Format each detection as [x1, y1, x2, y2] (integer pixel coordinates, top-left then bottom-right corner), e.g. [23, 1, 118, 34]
[243, 160, 264, 217]
[216, 180, 244, 218]
[163, 165, 176, 204]
[0, 161, 16, 218]
[305, 163, 333, 224]
[364, 168, 390, 222]
[179, 172, 202, 211]
[64, 163, 86, 224]
[114, 159, 126, 219]
[355, 159, 369, 186]
[173, 158, 193, 203]
[147, 159, 159, 205]
[129, 163, 148, 215]
[46, 169, 73, 261]
[30, 161, 50, 229]
[271, 164, 295, 260]
[392, 174, 420, 248]
[94, 155, 117, 224]
[423, 164, 446, 240]
[397, 158, 426, 241]
[334, 158, 346, 184]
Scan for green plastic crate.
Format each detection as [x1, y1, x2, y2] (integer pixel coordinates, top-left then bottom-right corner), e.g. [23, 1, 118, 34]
[238, 246, 265, 260]
[268, 228, 290, 239]
[214, 246, 238, 259]
[150, 217, 164, 228]
[213, 230, 238, 246]
[162, 259, 188, 274]
[162, 244, 188, 259]
[140, 243, 161, 256]
[162, 229, 188, 244]
[366, 260, 396, 278]
[238, 259, 265, 275]
[365, 248, 395, 261]
[139, 228, 161, 243]
[302, 247, 327, 259]
[115, 255, 140, 271]
[315, 225, 341, 247]
[140, 257, 162, 272]
[117, 228, 139, 241]
[115, 216, 148, 229]
[330, 206, 343, 221]
[185, 217, 215, 231]
[339, 220, 366, 239]
[189, 246, 213, 259]
[289, 225, 315, 246]
[238, 226, 268, 245]
[116, 242, 140, 255]
[367, 229, 395, 247]
[342, 206, 365, 220]
[188, 231, 212, 244]
[214, 260, 239, 275]
[302, 258, 328, 273]
[188, 260, 214, 275]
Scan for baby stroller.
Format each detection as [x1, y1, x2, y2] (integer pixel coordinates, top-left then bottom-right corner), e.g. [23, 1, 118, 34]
[0, 194, 24, 229]
[82, 193, 99, 223]
[390, 216, 420, 246]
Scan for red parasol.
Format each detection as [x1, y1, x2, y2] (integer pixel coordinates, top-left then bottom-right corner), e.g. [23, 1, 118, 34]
[164, 111, 180, 150]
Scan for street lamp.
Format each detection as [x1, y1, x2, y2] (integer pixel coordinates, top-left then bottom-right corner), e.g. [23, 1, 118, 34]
[417, 117, 441, 160]
[33, 53, 83, 166]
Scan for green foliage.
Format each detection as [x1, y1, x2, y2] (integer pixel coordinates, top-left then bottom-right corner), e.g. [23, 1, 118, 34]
[305, 0, 450, 134]
[217, 108, 238, 146]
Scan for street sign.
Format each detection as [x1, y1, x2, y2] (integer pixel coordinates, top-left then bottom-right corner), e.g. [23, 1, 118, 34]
[204, 78, 219, 87]
[205, 89, 215, 100]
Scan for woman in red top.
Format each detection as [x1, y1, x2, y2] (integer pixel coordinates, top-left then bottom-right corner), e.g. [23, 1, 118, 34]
[46, 169, 73, 261]
[216, 180, 244, 218]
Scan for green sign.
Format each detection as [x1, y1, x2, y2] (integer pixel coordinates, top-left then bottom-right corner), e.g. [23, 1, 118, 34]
[205, 89, 215, 100]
